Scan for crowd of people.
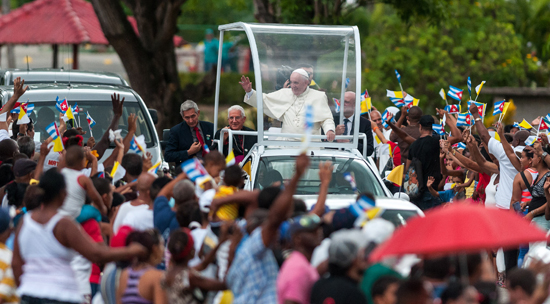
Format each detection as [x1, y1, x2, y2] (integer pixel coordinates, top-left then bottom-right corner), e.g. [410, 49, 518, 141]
[0, 70, 549, 304]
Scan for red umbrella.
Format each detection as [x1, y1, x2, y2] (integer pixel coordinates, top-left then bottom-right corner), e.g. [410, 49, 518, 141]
[370, 202, 549, 262]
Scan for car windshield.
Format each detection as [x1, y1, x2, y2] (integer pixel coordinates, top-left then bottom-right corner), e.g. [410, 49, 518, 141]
[30, 101, 154, 146]
[380, 209, 419, 227]
[254, 155, 386, 196]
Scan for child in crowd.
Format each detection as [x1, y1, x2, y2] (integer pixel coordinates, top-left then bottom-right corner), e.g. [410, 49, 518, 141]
[427, 176, 465, 204]
[211, 164, 245, 222]
[0, 208, 17, 304]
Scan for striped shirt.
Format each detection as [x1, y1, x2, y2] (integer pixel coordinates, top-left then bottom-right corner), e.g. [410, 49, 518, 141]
[0, 243, 18, 304]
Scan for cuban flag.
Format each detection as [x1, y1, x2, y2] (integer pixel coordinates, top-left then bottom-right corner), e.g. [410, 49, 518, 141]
[10, 102, 34, 115]
[457, 113, 473, 127]
[493, 100, 505, 116]
[361, 89, 369, 100]
[86, 112, 96, 128]
[343, 172, 357, 192]
[432, 124, 445, 135]
[381, 109, 392, 128]
[467, 100, 486, 117]
[98, 172, 105, 178]
[333, 98, 340, 113]
[345, 78, 350, 89]
[181, 158, 209, 182]
[55, 96, 69, 113]
[545, 114, 550, 122]
[444, 104, 460, 114]
[513, 122, 520, 128]
[457, 142, 466, 150]
[203, 143, 211, 154]
[539, 117, 550, 130]
[390, 97, 406, 107]
[467, 77, 472, 98]
[447, 86, 463, 102]
[395, 69, 401, 83]
[130, 135, 146, 154]
[46, 121, 64, 152]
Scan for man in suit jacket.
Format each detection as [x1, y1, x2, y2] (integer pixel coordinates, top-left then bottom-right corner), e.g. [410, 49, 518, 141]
[212, 105, 257, 162]
[164, 100, 214, 166]
[334, 91, 374, 156]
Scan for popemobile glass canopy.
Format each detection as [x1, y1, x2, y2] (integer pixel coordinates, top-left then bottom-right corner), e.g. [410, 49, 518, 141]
[213, 22, 362, 149]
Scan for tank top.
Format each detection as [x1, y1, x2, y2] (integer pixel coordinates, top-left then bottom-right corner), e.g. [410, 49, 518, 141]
[484, 174, 498, 208]
[17, 213, 81, 303]
[60, 168, 87, 218]
[120, 267, 154, 304]
[521, 168, 538, 205]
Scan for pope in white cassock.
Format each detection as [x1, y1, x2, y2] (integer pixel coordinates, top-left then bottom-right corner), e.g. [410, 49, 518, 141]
[239, 68, 336, 141]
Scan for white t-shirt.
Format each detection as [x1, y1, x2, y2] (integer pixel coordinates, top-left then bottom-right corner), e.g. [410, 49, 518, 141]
[113, 202, 148, 234]
[43, 146, 61, 171]
[488, 138, 522, 209]
[0, 129, 9, 142]
[122, 208, 154, 231]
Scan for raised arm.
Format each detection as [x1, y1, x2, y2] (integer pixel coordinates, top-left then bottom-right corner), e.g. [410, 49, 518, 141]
[370, 120, 388, 144]
[497, 122, 522, 172]
[467, 135, 499, 175]
[395, 106, 407, 128]
[310, 161, 333, 217]
[469, 103, 491, 146]
[387, 113, 415, 145]
[262, 153, 309, 247]
[0, 77, 28, 115]
[123, 114, 137, 155]
[437, 108, 462, 145]
[93, 93, 125, 160]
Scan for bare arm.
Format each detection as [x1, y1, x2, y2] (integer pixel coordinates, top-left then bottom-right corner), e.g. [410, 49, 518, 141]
[94, 93, 125, 160]
[387, 114, 415, 145]
[469, 103, 491, 146]
[370, 120, 388, 144]
[426, 176, 440, 198]
[497, 122, 522, 172]
[395, 107, 407, 128]
[437, 108, 462, 145]
[209, 190, 260, 217]
[34, 141, 52, 180]
[510, 173, 528, 210]
[262, 153, 309, 247]
[123, 114, 137, 155]
[310, 161, 333, 217]
[467, 135, 499, 175]
[0, 77, 28, 115]
[158, 173, 188, 199]
[80, 176, 107, 215]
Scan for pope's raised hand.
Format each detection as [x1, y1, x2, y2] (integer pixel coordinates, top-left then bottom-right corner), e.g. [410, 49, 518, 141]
[239, 75, 252, 93]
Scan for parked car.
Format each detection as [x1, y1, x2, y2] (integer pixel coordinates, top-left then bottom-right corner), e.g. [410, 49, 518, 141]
[0, 83, 162, 164]
[0, 68, 130, 87]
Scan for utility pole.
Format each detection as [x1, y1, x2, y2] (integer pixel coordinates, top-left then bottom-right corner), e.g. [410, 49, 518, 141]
[2, 0, 15, 68]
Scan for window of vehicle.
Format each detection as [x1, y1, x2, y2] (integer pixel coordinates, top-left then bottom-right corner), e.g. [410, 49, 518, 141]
[254, 155, 386, 196]
[380, 209, 419, 227]
[29, 101, 154, 147]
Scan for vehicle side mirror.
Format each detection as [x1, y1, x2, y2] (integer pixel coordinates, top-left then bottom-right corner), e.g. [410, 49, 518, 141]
[161, 129, 170, 150]
[148, 108, 158, 125]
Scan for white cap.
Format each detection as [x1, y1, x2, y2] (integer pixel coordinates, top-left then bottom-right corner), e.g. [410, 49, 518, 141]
[199, 189, 216, 213]
[292, 68, 309, 79]
[362, 218, 395, 244]
[386, 106, 400, 115]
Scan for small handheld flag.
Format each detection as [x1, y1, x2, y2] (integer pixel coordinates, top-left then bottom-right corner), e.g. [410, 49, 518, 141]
[390, 97, 406, 108]
[55, 97, 69, 113]
[386, 164, 404, 187]
[226, 150, 236, 166]
[439, 88, 447, 104]
[349, 194, 377, 217]
[539, 117, 550, 131]
[525, 136, 537, 146]
[86, 112, 96, 127]
[148, 161, 161, 175]
[500, 102, 511, 122]
[46, 122, 64, 152]
[181, 158, 209, 182]
[130, 135, 147, 154]
[395, 70, 401, 83]
[343, 172, 357, 192]
[518, 119, 533, 130]
[432, 124, 445, 136]
[457, 113, 473, 127]
[493, 100, 505, 116]
[386, 90, 404, 99]
[333, 98, 340, 113]
[444, 104, 461, 114]
[301, 104, 314, 151]
[16, 102, 31, 124]
[111, 161, 126, 184]
[360, 97, 371, 114]
[345, 78, 350, 89]
[467, 77, 472, 99]
[404, 94, 419, 107]
[447, 86, 463, 102]
[475, 81, 486, 97]
[467, 100, 486, 118]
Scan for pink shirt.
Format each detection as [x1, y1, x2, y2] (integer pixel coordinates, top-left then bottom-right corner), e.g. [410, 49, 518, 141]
[276, 251, 320, 304]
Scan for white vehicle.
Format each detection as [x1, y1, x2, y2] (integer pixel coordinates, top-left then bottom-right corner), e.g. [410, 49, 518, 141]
[211, 23, 423, 225]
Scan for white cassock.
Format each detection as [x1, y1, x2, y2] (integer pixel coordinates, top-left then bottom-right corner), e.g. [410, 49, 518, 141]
[244, 87, 335, 138]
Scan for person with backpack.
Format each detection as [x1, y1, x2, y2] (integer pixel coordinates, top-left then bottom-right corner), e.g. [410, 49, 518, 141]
[387, 115, 442, 210]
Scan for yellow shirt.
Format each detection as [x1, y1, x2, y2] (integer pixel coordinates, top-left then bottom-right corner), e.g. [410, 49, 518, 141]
[0, 243, 19, 304]
[213, 186, 239, 221]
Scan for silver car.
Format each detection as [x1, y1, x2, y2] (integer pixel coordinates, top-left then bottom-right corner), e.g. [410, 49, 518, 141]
[0, 83, 162, 164]
[0, 68, 130, 87]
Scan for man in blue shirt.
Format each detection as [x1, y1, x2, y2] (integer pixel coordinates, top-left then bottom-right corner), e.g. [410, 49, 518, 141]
[203, 29, 219, 72]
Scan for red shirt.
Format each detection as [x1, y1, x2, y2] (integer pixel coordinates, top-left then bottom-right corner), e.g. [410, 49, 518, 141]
[81, 219, 104, 284]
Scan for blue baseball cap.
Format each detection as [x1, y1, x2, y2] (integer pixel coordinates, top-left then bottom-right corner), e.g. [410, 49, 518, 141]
[288, 214, 322, 236]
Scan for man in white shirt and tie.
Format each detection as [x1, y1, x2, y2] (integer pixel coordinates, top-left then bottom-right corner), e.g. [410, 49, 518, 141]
[239, 69, 336, 141]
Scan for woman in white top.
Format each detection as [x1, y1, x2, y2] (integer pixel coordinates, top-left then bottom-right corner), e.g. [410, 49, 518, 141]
[12, 168, 146, 304]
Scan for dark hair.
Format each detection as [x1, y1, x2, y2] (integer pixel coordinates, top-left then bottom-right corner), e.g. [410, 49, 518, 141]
[292, 199, 307, 216]
[504, 134, 513, 143]
[203, 151, 225, 167]
[441, 282, 465, 304]
[168, 229, 192, 264]
[125, 229, 162, 263]
[65, 146, 84, 167]
[62, 129, 80, 138]
[92, 177, 112, 196]
[396, 279, 427, 304]
[224, 165, 243, 187]
[0, 164, 14, 188]
[112, 192, 125, 209]
[258, 186, 281, 210]
[23, 185, 44, 211]
[190, 206, 203, 225]
[0, 139, 19, 162]
[17, 136, 35, 158]
[39, 168, 66, 204]
[395, 111, 408, 127]
[408, 106, 423, 122]
[6, 182, 28, 208]
[372, 276, 401, 299]
[11, 118, 33, 140]
[176, 201, 198, 228]
[298, 63, 313, 69]
[328, 262, 350, 276]
[523, 149, 535, 159]
[150, 176, 172, 201]
[508, 268, 536, 296]
[121, 154, 143, 177]
[423, 256, 452, 280]
[504, 124, 514, 133]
